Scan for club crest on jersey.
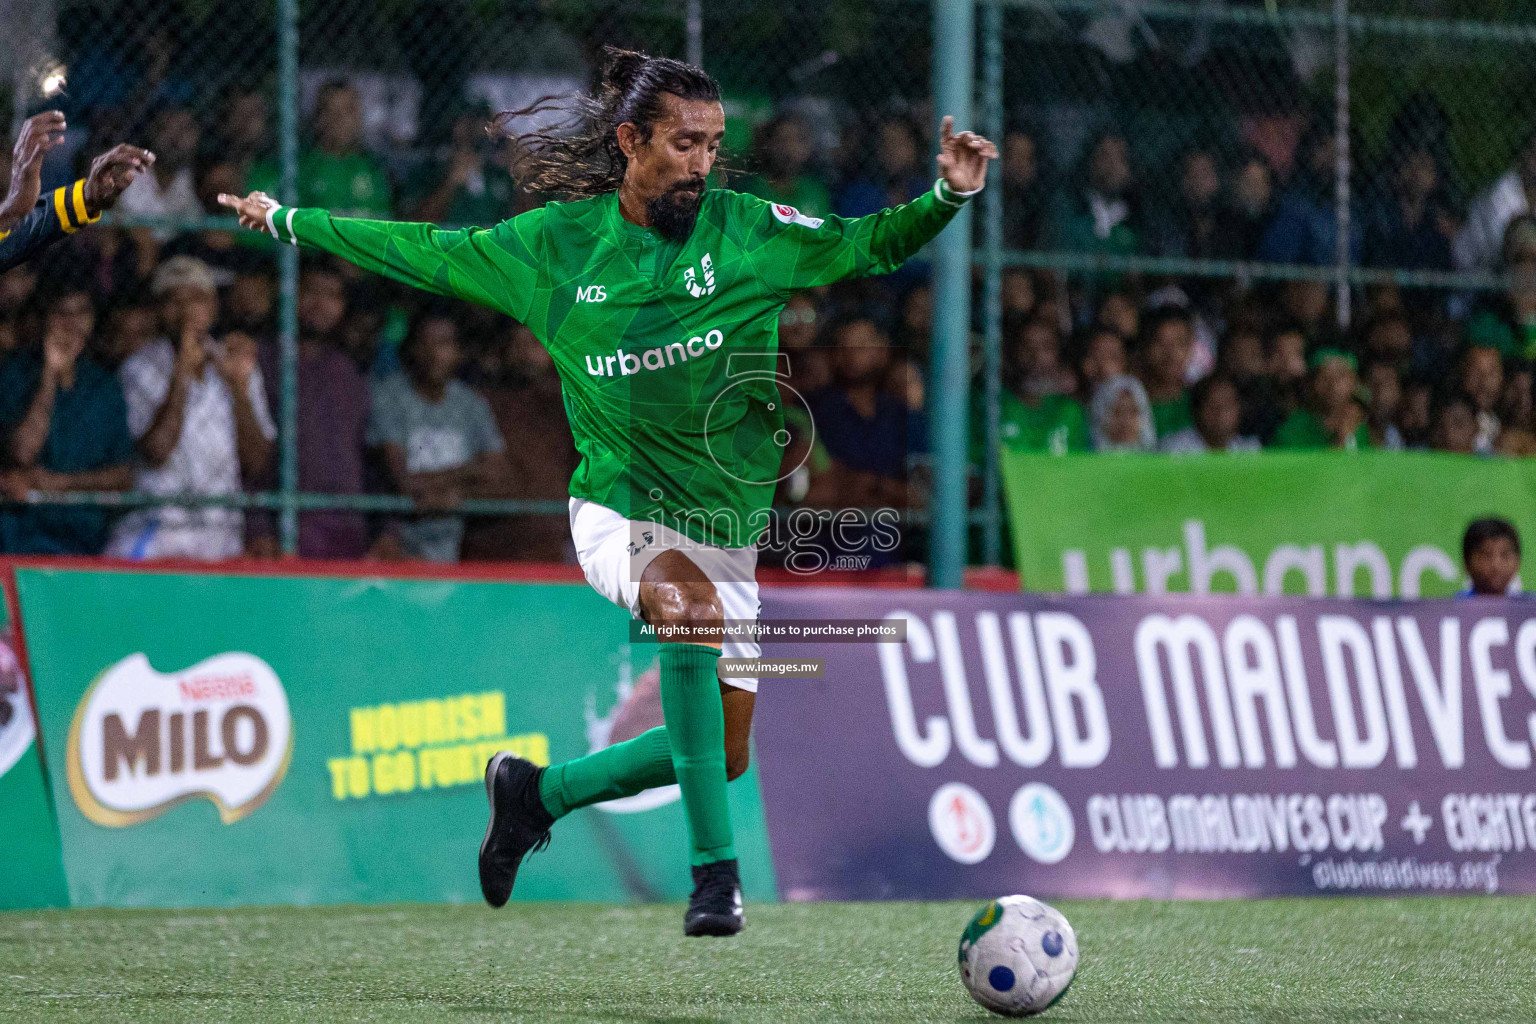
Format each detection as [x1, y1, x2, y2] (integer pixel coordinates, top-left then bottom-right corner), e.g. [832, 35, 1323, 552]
[771, 203, 825, 229]
[682, 253, 716, 298]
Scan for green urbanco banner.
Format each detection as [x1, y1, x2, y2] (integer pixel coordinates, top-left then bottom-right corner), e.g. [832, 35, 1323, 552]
[0, 570, 69, 909]
[1001, 452, 1536, 597]
[19, 569, 776, 908]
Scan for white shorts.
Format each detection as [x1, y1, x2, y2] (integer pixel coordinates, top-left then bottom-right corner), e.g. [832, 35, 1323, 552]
[569, 498, 761, 693]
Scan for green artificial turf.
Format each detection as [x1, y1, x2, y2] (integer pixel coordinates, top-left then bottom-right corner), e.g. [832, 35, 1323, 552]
[3, 897, 1535, 1022]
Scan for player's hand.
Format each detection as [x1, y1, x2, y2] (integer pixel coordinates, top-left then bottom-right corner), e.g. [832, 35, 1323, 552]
[84, 143, 155, 214]
[0, 111, 67, 231]
[936, 115, 997, 195]
[217, 191, 281, 234]
[12, 111, 66, 176]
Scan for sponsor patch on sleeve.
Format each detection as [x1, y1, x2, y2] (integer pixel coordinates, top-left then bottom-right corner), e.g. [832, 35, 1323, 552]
[770, 203, 825, 230]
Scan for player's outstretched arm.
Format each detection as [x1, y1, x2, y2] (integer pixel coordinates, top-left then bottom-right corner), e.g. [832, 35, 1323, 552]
[753, 115, 997, 293]
[217, 191, 539, 322]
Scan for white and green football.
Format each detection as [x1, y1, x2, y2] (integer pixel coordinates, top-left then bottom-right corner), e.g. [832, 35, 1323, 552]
[957, 895, 1078, 1017]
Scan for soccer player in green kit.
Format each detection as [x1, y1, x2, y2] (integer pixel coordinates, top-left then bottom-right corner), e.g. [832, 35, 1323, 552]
[220, 46, 995, 936]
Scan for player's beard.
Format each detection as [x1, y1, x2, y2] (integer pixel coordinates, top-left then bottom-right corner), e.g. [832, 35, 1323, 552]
[647, 180, 705, 241]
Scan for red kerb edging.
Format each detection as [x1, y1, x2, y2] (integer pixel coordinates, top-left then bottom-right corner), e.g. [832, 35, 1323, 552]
[0, 555, 1018, 591]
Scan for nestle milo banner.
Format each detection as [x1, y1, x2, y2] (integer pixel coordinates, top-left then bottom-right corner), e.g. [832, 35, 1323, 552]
[756, 587, 1536, 900]
[0, 571, 69, 909]
[18, 568, 774, 907]
[1001, 452, 1536, 597]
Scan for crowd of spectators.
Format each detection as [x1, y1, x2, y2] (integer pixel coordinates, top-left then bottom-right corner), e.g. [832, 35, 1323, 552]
[971, 93, 1536, 461]
[2, 71, 1535, 564]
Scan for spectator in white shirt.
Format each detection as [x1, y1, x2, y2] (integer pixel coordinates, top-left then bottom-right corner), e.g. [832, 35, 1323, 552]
[107, 257, 275, 560]
[1455, 131, 1536, 271]
[116, 106, 202, 246]
[1161, 374, 1262, 454]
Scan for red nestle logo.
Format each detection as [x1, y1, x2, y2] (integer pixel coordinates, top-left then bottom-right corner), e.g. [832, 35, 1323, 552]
[178, 674, 257, 702]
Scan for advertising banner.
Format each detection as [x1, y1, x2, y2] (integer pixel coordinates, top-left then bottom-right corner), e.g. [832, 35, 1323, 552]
[757, 587, 1536, 901]
[1000, 452, 1536, 597]
[0, 569, 69, 910]
[20, 568, 774, 908]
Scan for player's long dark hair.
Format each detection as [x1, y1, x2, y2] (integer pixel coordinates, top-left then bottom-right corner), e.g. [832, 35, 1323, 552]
[489, 46, 722, 198]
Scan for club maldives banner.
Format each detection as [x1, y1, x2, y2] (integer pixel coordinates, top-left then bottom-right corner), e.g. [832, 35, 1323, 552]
[0, 573, 68, 909]
[756, 587, 1536, 901]
[12, 564, 1536, 908]
[11, 568, 775, 908]
[1000, 452, 1536, 597]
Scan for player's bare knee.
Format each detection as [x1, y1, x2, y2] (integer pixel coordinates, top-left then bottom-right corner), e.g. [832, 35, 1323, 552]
[641, 580, 723, 641]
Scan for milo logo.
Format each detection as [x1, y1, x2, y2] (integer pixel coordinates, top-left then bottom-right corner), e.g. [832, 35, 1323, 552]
[67, 652, 293, 827]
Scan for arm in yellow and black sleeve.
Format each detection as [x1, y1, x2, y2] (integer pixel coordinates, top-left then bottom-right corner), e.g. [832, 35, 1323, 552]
[0, 180, 101, 273]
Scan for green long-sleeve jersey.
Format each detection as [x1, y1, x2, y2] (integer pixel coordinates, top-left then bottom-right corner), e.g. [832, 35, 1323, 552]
[267, 180, 971, 546]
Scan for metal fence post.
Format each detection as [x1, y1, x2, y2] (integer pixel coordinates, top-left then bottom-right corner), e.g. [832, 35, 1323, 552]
[1334, 0, 1352, 332]
[277, 0, 300, 555]
[979, 0, 1003, 567]
[687, 0, 703, 67]
[928, 0, 975, 589]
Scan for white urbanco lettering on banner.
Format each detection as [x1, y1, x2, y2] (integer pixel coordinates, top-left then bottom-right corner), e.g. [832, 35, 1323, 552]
[1061, 519, 1462, 598]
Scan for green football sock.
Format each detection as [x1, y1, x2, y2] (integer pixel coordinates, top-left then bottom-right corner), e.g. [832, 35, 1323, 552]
[538, 726, 676, 819]
[658, 642, 735, 866]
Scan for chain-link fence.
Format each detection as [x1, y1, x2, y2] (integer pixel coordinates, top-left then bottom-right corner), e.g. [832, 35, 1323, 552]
[1, 0, 1533, 570]
[971, 0, 1536, 564]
